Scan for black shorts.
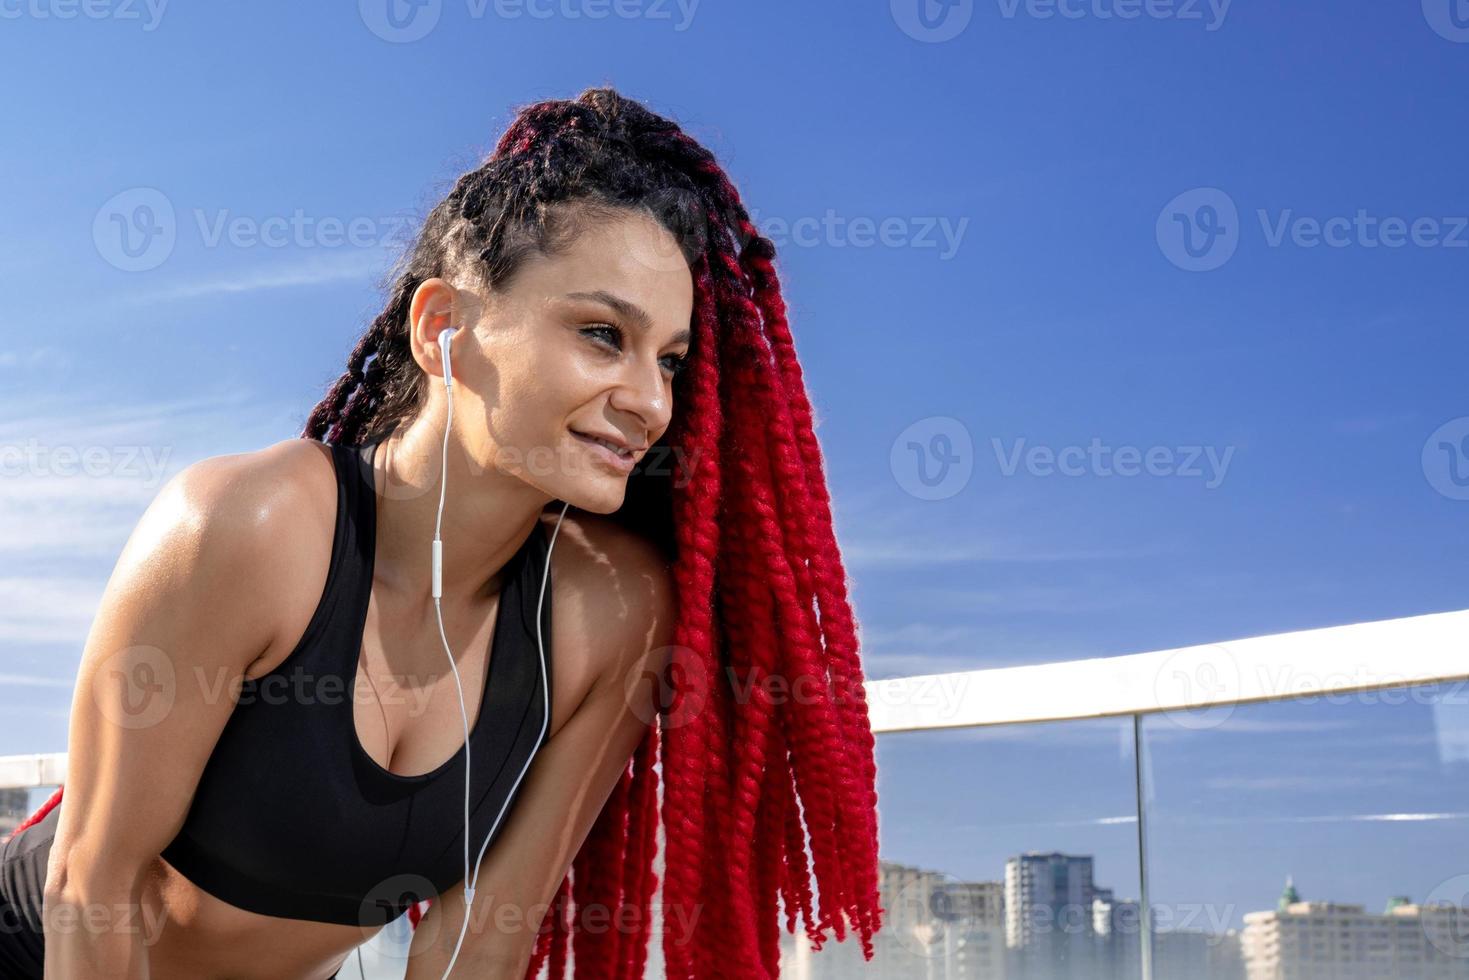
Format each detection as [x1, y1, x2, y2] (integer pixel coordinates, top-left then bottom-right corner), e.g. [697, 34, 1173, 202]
[0, 802, 52, 979]
[0, 803, 348, 979]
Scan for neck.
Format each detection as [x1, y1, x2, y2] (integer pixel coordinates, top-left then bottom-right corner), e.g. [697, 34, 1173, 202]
[369, 406, 555, 607]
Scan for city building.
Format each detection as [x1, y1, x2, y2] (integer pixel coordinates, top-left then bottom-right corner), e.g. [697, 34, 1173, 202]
[1005, 852, 1099, 978]
[1242, 878, 1469, 980]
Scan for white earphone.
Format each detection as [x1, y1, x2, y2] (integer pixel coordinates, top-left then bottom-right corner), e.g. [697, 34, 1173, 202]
[430, 325, 569, 978]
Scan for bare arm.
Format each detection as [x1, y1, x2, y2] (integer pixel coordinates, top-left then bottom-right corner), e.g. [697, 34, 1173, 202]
[42, 449, 305, 979]
[404, 522, 675, 979]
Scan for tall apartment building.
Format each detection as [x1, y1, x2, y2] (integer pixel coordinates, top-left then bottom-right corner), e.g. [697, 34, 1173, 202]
[1242, 878, 1469, 980]
[1005, 853, 1097, 978]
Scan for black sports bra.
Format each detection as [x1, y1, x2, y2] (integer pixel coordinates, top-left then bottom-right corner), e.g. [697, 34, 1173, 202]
[157, 430, 554, 927]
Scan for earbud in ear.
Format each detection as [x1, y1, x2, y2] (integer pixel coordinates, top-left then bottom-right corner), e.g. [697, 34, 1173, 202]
[438, 327, 458, 389]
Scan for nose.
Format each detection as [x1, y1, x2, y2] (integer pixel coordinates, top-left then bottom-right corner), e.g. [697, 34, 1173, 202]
[608, 353, 673, 439]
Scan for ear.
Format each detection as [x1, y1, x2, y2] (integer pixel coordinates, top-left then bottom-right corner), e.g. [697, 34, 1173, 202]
[409, 277, 461, 384]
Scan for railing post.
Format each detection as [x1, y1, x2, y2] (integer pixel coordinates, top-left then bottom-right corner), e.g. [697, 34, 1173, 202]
[1133, 713, 1154, 980]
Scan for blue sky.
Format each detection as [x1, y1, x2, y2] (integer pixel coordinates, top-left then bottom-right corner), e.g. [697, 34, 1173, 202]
[2, 0, 1467, 951]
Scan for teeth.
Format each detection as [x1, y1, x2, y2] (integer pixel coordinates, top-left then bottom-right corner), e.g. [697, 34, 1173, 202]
[584, 433, 629, 456]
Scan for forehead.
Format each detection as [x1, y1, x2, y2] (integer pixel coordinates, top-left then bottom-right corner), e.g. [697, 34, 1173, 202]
[516, 209, 694, 330]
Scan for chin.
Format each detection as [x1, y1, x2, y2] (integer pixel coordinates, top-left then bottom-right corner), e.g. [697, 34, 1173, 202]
[560, 480, 627, 516]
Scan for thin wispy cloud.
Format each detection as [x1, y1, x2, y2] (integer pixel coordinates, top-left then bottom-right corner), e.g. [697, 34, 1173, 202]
[1180, 811, 1469, 826]
[0, 347, 71, 372]
[0, 388, 282, 560]
[1201, 774, 1407, 793]
[842, 537, 1170, 569]
[859, 621, 1037, 677]
[956, 814, 1138, 831]
[1145, 718, 1359, 738]
[915, 581, 1161, 615]
[111, 249, 392, 306]
[956, 811, 1469, 833]
[0, 576, 108, 646]
[0, 673, 75, 690]
[0, 389, 298, 697]
[831, 484, 1174, 571]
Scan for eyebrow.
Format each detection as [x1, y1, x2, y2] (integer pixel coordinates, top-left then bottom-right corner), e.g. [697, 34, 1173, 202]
[563, 289, 691, 346]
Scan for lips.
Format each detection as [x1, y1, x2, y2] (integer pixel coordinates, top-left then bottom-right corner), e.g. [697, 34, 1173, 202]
[571, 430, 636, 458]
[570, 429, 642, 473]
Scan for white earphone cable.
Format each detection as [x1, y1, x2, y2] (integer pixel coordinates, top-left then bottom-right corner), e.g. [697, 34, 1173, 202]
[431, 326, 567, 979]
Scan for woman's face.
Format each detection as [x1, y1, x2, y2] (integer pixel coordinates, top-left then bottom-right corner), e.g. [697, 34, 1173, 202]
[422, 207, 695, 514]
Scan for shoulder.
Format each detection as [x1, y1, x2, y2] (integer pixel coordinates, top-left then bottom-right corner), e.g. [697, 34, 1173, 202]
[537, 509, 676, 686]
[156, 438, 335, 560]
[135, 438, 340, 663]
[75, 438, 338, 700]
[142, 437, 328, 558]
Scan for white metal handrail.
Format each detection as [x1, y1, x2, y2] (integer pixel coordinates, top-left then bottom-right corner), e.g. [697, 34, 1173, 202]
[865, 607, 1469, 734]
[4, 607, 1467, 788]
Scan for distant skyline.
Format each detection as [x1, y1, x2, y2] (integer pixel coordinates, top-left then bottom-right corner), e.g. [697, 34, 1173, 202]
[3, 0, 1467, 944]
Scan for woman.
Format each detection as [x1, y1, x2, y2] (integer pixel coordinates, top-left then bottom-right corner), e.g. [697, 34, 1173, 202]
[0, 87, 883, 979]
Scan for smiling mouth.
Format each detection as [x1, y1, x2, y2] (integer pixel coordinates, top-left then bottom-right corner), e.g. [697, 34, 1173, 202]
[570, 430, 637, 461]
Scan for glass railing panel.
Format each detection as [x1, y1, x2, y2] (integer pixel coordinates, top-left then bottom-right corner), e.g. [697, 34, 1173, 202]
[782, 718, 1143, 980]
[1141, 681, 1469, 980]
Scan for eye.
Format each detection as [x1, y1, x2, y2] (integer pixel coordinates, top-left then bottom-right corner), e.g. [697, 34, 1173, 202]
[580, 323, 623, 351]
[663, 352, 690, 377]
[581, 324, 690, 378]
